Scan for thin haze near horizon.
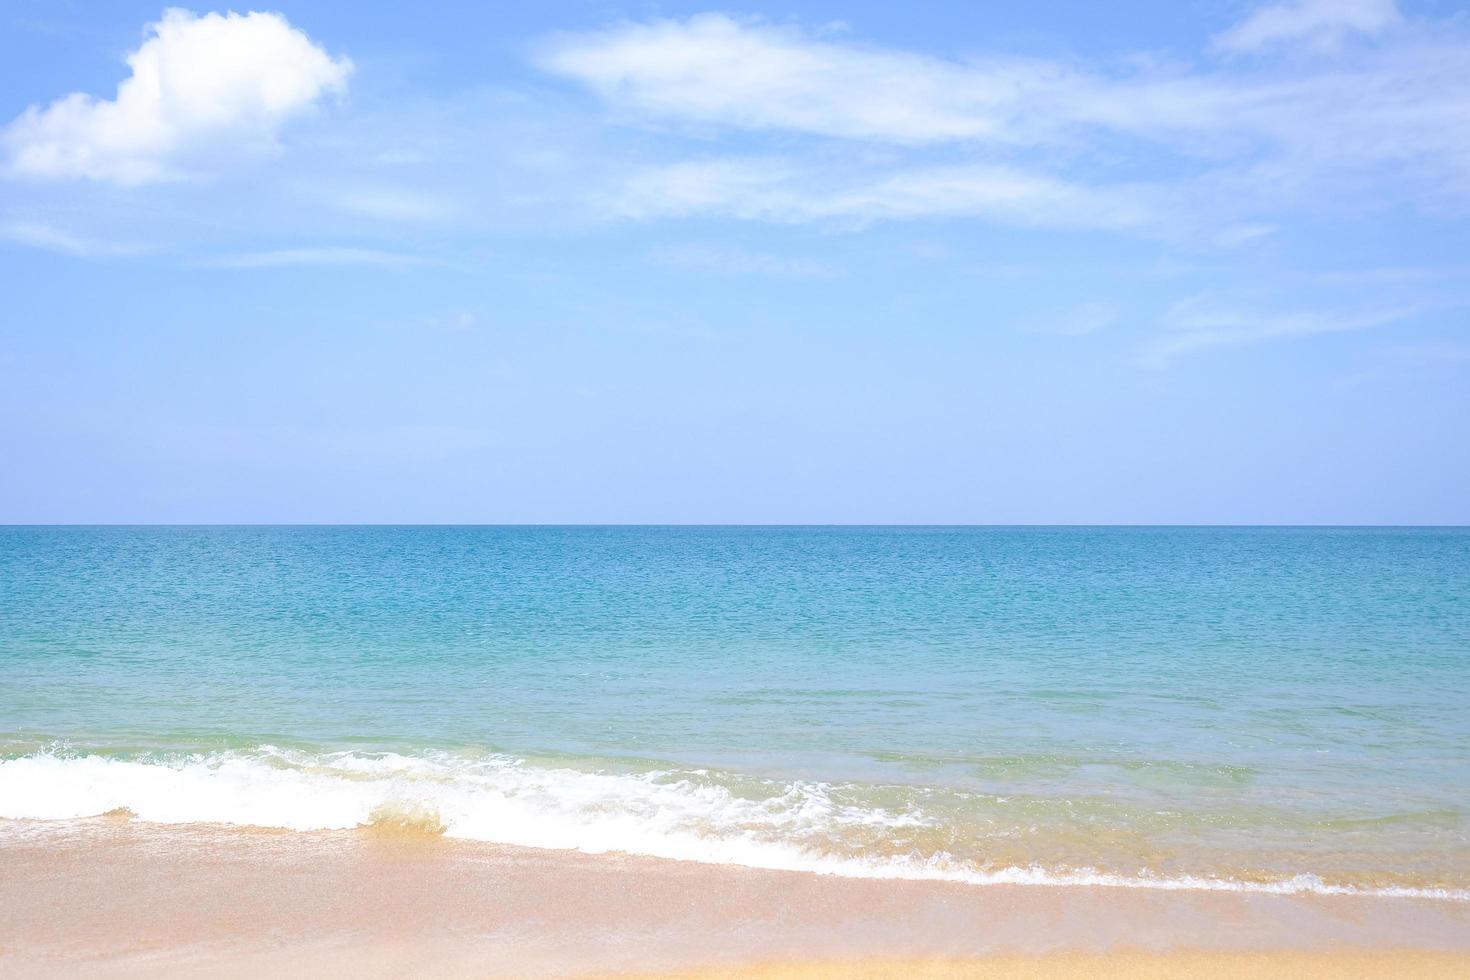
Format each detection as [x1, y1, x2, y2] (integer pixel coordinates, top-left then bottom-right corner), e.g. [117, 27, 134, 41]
[1, 1, 1467, 524]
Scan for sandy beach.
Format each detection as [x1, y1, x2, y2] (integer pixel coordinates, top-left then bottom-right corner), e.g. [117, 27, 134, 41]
[3, 818, 1467, 978]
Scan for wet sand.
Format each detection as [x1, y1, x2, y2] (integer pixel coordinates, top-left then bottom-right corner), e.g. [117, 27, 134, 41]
[2, 819, 1468, 978]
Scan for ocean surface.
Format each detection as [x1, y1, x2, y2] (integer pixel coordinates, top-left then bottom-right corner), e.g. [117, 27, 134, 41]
[2, 526, 1468, 898]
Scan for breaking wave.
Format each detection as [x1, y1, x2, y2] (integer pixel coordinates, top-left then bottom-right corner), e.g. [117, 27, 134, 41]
[0, 747, 1464, 902]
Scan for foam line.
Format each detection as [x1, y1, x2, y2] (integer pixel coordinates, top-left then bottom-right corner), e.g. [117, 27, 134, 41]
[1, 748, 1464, 902]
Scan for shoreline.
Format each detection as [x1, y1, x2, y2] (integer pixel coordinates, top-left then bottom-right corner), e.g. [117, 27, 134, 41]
[4, 749, 1464, 903]
[4, 819, 1468, 978]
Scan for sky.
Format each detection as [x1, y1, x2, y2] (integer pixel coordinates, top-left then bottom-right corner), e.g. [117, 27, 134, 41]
[1, 0, 1468, 524]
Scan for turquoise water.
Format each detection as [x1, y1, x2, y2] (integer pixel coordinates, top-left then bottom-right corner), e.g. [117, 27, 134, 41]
[2, 526, 1468, 895]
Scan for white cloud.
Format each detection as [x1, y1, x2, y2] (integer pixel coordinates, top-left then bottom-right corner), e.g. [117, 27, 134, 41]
[1212, 0, 1401, 54]
[0, 220, 145, 257]
[538, 13, 1062, 145]
[649, 243, 841, 279]
[1139, 296, 1421, 366]
[198, 247, 427, 269]
[3, 8, 351, 183]
[537, 14, 1276, 148]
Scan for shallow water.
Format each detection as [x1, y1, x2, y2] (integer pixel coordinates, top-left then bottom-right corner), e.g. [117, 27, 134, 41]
[2, 526, 1468, 895]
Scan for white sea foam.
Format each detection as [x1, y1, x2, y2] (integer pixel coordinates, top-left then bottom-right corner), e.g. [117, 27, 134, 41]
[0, 749, 1465, 902]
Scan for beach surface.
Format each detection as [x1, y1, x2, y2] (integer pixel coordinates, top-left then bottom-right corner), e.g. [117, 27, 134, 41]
[3, 819, 1467, 979]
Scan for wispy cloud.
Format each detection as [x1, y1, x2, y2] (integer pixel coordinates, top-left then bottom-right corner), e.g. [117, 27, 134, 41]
[1387, 341, 1470, 363]
[328, 185, 456, 222]
[0, 220, 145, 257]
[1040, 302, 1122, 337]
[649, 242, 841, 279]
[1211, 0, 1401, 55]
[1138, 296, 1423, 367]
[616, 159, 1167, 233]
[538, 10, 1443, 154]
[537, 13, 1056, 145]
[542, 10, 1470, 227]
[1298, 265, 1470, 286]
[198, 247, 431, 269]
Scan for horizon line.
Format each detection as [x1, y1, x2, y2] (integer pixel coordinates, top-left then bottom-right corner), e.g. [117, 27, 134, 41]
[3, 523, 1468, 530]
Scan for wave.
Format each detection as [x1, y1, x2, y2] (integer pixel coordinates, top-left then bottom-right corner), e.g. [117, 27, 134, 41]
[0, 748, 1465, 902]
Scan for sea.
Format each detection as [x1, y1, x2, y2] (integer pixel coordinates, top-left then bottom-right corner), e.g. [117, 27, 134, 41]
[2, 526, 1467, 899]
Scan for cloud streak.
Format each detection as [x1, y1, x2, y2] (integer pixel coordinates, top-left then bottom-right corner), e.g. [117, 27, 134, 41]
[649, 242, 841, 279]
[537, 13, 1060, 146]
[1211, 0, 1401, 54]
[616, 159, 1167, 233]
[198, 247, 430, 269]
[0, 220, 146, 257]
[1138, 297, 1424, 367]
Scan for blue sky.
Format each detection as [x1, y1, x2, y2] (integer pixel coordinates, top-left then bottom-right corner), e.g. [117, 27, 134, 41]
[1, 1, 1467, 523]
